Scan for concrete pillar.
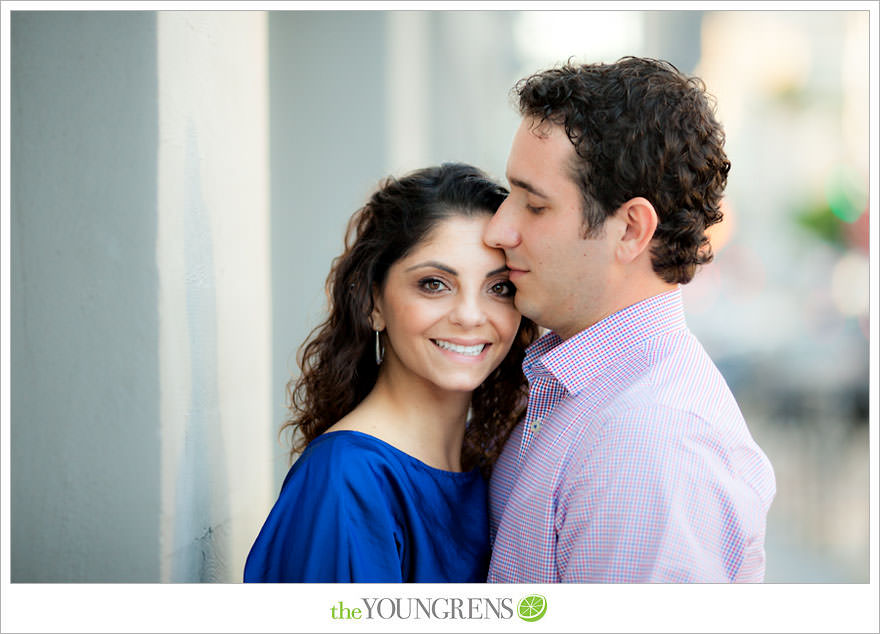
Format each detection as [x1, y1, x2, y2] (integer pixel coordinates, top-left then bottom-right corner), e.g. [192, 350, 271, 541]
[11, 11, 161, 582]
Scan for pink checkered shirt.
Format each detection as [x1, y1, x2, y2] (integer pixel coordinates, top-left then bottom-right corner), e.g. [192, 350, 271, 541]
[488, 288, 776, 583]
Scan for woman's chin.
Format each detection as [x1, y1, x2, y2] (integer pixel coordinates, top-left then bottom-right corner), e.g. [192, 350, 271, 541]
[433, 374, 492, 394]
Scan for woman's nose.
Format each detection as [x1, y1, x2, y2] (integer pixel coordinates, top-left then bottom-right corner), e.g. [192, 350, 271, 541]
[449, 293, 488, 328]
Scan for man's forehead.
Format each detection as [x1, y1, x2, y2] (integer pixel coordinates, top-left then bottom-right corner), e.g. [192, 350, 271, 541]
[508, 118, 575, 169]
[524, 116, 557, 138]
[505, 119, 580, 200]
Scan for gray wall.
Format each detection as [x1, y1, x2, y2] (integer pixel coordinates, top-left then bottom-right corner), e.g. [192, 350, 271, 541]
[11, 11, 161, 582]
[268, 12, 391, 483]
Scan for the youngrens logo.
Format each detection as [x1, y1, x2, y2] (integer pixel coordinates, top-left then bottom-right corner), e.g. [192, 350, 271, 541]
[329, 595, 547, 622]
[517, 594, 547, 622]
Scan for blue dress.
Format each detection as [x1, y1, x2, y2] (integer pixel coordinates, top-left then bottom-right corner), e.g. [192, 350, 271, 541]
[243, 430, 489, 582]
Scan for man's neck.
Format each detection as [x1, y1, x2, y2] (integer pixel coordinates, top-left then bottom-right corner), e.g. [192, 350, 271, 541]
[554, 278, 679, 340]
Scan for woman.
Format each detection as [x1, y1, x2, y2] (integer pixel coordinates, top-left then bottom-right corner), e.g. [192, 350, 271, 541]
[244, 163, 537, 582]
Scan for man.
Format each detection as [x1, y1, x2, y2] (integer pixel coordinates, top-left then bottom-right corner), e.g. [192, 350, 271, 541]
[483, 57, 776, 583]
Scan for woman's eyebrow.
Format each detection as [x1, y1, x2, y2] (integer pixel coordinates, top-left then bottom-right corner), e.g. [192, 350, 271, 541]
[405, 263, 510, 278]
[405, 261, 458, 276]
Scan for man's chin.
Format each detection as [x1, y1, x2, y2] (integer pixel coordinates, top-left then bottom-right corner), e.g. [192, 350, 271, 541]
[513, 295, 541, 325]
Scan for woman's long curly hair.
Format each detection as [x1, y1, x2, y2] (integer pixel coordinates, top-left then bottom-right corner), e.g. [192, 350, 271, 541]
[514, 56, 731, 284]
[281, 163, 538, 477]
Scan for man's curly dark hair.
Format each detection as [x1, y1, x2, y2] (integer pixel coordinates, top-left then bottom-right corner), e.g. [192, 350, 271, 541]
[514, 56, 731, 284]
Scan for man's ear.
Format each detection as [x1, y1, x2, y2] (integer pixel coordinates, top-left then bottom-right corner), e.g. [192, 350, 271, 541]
[614, 197, 658, 264]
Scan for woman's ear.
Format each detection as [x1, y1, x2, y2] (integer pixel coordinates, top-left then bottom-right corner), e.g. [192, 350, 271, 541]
[370, 285, 385, 331]
[614, 197, 658, 264]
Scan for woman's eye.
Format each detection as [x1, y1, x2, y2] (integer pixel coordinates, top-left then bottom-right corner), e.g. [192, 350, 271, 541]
[491, 281, 516, 297]
[419, 278, 447, 293]
[526, 204, 545, 214]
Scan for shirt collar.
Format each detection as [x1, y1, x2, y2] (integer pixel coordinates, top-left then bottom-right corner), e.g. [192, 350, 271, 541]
[524, 288, 687, 394]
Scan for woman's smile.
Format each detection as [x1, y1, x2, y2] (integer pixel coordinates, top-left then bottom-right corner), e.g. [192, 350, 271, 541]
[431, 338, 492, 360]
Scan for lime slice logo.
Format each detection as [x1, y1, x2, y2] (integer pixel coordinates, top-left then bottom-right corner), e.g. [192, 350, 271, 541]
[517, 594, 547, 622]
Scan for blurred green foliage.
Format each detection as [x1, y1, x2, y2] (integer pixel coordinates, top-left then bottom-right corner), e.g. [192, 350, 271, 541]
[825, 166, 867, 223]
[793, 165, 866, 248]
[795, 201, 846, 247]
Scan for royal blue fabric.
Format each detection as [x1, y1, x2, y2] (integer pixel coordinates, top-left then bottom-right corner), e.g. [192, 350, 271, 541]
[243, 430, 489, 583]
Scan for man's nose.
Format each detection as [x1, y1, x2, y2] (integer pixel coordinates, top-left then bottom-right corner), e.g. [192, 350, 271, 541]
[483, 198, 521, 250]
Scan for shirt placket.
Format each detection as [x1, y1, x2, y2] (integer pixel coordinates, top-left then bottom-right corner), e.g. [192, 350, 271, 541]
[514, 371, 564, 473]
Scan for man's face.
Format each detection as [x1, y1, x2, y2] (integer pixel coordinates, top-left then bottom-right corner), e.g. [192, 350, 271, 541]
[484, 117, 618, 339]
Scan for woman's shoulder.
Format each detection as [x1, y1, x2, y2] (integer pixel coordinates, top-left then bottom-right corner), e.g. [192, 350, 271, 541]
[287, 430, 404, 489]
[286, 430, 484, 502]
[303, 429, 399, 463]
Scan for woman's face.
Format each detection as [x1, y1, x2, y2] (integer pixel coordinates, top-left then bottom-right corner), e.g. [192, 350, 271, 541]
[372, 213, 522, 394]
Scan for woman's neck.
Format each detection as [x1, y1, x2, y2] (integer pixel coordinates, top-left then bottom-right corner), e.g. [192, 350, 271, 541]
[329, 360, 473, 472]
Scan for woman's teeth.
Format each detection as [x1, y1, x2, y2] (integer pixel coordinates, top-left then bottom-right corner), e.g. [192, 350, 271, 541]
[433, 340, 486, 356]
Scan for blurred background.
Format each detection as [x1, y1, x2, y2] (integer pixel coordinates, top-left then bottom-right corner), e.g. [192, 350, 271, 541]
[7, 9, 872, 583]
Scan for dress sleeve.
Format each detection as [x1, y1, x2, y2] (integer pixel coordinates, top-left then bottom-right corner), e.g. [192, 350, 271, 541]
[244, 447, 405, 583]
[556, 407, 754, 582]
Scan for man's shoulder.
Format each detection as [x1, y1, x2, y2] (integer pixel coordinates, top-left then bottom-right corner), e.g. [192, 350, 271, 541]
[559, 376, 741, 467]
[559, 327, 733, 412]
[644, 328, 725, 377]
[560, 382, 770, 495]
[541, 325, 753, 464]
[626, 328, 742, 419]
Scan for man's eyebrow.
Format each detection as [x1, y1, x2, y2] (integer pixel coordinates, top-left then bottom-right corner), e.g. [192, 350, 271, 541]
[508, 177, 550, 200]
[405, 261, 458, 275]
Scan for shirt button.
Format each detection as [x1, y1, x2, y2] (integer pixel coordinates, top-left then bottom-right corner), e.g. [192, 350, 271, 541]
[530, 419, 542, 433]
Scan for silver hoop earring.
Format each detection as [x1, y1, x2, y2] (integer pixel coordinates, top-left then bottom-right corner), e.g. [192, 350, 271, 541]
[374, 330, 384, 365]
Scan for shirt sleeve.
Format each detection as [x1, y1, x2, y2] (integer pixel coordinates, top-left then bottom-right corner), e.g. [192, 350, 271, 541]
[556, 406, 758, 582]
[244, 448, 405, 583]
